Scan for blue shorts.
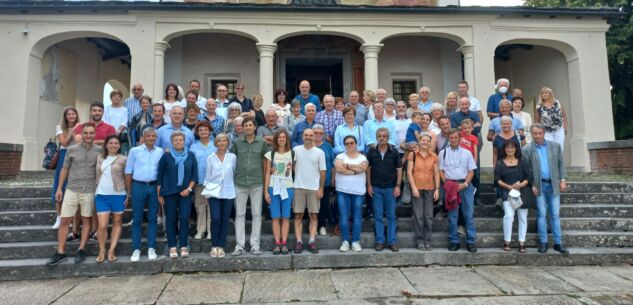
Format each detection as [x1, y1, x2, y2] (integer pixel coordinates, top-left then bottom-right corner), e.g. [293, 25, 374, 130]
[268, 187, 293, 219]
[95, 194, 126, 214]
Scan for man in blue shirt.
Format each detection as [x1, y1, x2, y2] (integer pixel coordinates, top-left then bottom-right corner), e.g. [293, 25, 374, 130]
[487, 100, 525, 144]
[450, 97, 481, 136]
[155, 106, 195, 150]
[291, 103, 317, 147]
[364, 100, 396, 151]
[486, 78, 512, 119]
[346, 90, 367, 126]
[124, 127, 164, 262]
[418, 86, 434, 113]
[292, 80, 321, 114]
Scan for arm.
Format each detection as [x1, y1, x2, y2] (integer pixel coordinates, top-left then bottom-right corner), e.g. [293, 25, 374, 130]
[492, 146, 498, 168]
[394, 167, 402, 197]
[54, 167, 69, 202]
[316, 170, 325, 199]
[433, 161, 440, 200]
[263, 158, 272, 195]
[366, 165, 373, 197]
[333, 128, 343, 154]
[557, 144, 568, 191]
[180, 156, 197, 197]
[334, 158, 355, 175]
[487, 130, 495, 142]
[407, 159, 419, 198]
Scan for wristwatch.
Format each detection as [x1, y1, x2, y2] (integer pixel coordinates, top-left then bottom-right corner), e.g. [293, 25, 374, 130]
[187, 187, 193, 193]
[463, 182, 469, 187]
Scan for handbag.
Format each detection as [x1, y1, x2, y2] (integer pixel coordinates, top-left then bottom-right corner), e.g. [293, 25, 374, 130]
[201, 158, 225, 199]
[401, 183, 412, 204]
[508, 189, 523, 209]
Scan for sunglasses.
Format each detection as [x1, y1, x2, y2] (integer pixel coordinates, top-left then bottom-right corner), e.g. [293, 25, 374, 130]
[345, 142, 356, 146]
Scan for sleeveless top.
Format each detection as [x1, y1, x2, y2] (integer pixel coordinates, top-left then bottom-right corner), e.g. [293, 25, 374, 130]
[536, 100, 563, 132]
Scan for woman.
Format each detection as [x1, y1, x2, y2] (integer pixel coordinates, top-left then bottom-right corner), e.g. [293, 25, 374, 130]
[445, 91, 459, 116]
[284, 100, 305, 134]
[511, 96, 533, 143]
[335, 98, 345, 112]
[363, 90, 377, 120]
[224, 102, 243, 134]
[407, 134, 440, 251]
[161, 83, 186, 123]
[51, 107, 80, 229]
[94, 135, 128, 262]
[189, 121, 217, 240]
[184, 104, 201, 132]
[492, 116, 521, 167]
[157, 131, 198, 259]
[495, 140, 533, 253]
[252, 94, 266, 127]
[263, 130, 294, 255]
[334, 106, 365, 154]
[406, 93, 421, 118]
[420, 113, 438, 153]
[428, 103, 445, 135]
[271, 89, 291, 128]
[335, 135, 368, 252]
[535, 87, 567, 151]
[384, 98, 397, 121]
[206, 133, 237, 258]
[130, 95, 152, 146]
[104, 90, 129, 154]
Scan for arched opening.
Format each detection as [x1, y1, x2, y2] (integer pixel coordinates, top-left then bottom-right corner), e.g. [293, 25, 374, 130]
[103, 79, 129, 108]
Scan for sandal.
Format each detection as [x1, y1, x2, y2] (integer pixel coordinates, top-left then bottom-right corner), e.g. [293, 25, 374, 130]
[107, 252, 118, 262]
[96, 251, 105, 263]
[272, 245, 281, 255]
[169, 247, 178, 259]
[503, 242, 511, 252]
[519, 243, 527, 254]
[180, 247, 189, 258]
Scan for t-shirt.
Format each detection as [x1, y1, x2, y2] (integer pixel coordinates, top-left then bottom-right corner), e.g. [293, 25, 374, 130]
[335, 153, 367, 195]
[406, 122, 422, 143]
[293, 145, 326, 190]
[104, 106, 128, 129]
[407, 151, 438, 191]
[265, 150, 295, 188]
[488, 116, 524, 134]
[74, 121, 116, 142]
[460, 132, 478, 159]
[56, 125, 71, 149]
[96, 156, 125, 195]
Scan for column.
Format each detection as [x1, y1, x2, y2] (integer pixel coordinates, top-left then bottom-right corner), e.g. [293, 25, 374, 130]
[360, 44, 383, 92]
[153, 41, 170, 101]
[256, 43, 277, 107]
[458, 44, 475, 92]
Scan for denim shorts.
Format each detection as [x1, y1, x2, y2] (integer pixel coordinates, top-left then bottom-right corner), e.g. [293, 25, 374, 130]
[268, 187, 293, 219]
[95, 194, 126, 214]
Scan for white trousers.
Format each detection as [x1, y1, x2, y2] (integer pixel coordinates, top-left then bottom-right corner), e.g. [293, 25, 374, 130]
[503, 201, 528, 242]
[544, 127, 565, 153]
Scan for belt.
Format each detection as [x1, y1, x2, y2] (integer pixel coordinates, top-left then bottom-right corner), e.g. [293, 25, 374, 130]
[450, 179, 466, 183]
[133, 180, 157, 185]
[541, 179, 552, 183]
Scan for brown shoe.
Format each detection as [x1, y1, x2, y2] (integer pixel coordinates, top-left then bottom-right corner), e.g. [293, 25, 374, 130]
[388, 244, 400, 252]
[375, 243, 384, 251]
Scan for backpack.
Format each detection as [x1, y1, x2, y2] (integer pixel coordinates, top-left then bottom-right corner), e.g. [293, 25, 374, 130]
[42, 138, 59, 170]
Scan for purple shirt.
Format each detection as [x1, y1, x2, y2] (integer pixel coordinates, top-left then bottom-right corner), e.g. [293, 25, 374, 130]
[315, 109, 344, 139]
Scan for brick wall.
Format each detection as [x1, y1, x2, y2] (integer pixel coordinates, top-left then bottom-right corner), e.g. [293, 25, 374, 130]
[0, 144, 23, 178]
[587, 140, 633, 174]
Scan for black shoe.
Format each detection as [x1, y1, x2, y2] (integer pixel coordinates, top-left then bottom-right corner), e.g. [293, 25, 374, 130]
[467, 244, 477, 253]
[375, 243, 384, 252]
[448, 243, 460, 251]
[553, 244, 569, 254]
[538, 243, 548, 253]
[66, 232, 80, 243]
[46, 252, 67, 266]
[388, 244, 399, 252]
[74, 250, 86, 264]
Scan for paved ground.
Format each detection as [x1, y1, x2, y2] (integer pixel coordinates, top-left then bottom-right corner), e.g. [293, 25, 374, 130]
[0, 265, 632, 305]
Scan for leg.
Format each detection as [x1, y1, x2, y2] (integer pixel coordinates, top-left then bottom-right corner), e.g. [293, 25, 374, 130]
[307, 190, 320, 241]
[194, 186, 208, 236]
[422, 190, 434, 245]
[502, 201, 515, 243]
[179, 196, 193, 248]
[318, 186, 329, 228]
[536, 189, 549, 244]
[249, 185, 263, 248]
[56, 217, 73, 254]
[411, 191, 425, 245]
[517, 208, 528, 243]
[146, 188, 159, 250]
[384, 187, 397, 246]
[109, 213, 123, 256]
[337, 192, 350, 242]
[219, 199, 233, 248]
[97, 212, 110, 259]
[268, 187, 282, 243]
[372, 187, 386, 245]
[234, 187, 249, 249]
[72, 211, 81, 235]
[163, 194, 178, 248]
[447, 206, 459, 245]
[210, 198, 221, 247]
[78, 216, 92, 251]
[131, 183, 146, 251]
[459, 185, 477, 245]
[293, 189, 307, 243]
[294, 212, 304, 242]
[547, 189, 563, 245]
[281, 188, 293, 243]
[351, 194, 364, 243]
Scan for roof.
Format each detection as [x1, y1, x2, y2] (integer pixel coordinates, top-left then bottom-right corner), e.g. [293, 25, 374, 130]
[0, 0, 624, 17]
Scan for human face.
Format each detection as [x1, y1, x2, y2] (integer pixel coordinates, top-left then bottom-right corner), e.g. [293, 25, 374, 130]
[152, 105, 164, 120]
[344, 110, 355, 124]
[197, 126, 211, 140]
[323, 98, 334, 111]
[439, 118, 451, 134]
[299, 81, 310, 95]
[144, 132, 157, 146]
[512, 99, 523, 112]
[459, 97, 471, 112]
[448, 132, 460, 148]
[186, 93, 197, 106]
[457, 83, 468, 96]
[501, 120, 512, 132]
[447, 95, 458, 108]
[236, 84, 245, 96]
[541, 90, 551, 101]
[396, 102, 407, 115]
[421, 115, 431, 129]
[377, 131, 389, 145]
[187, 108, 198, 121]
[132, 84, 144, 98]
[532, 127, 545, 144]
[170, 107, 184, 124]
[305, 106, 316, 120]
[277, 132, 287, 148]
[409, 94, 419, 107]
[291, 103, 301, 115]
[140, 99, 151, 112]
[504, 143, 517, 158]
[432, 109, 443, 119]
[498, 80, 509, 91]
[385, 103, 395, 115]
[106, 137, 120, 155]
[376, 90, 386, 102]
[243, 120, 256, 136]
[229, 107, 241, 119]
[254, 98, 263, 108]
[363, 93, 370, 105]
[302, 129, 314, 145]
[190, 81, 200, 92]
[419, 135, 430, 150]
[462, 124, 473, 135]
[419, 89, 430, 101]
[344, 138, 356, 152]
[349, 91, 359, 105]
[90, 106, 103, 122]
[82, 126, 95, 144]
[234, 120, 243, 134]
[373, 103, 384, 119]
[313, 128, 324, 142]
[499, 102, 511, 116]
[216, 136, 228, 150]
[512, 88, 523, 98]
[413, 115, 422, 126]
[65, 110, 77, 124]
[335, 101, 344, 112]
[276, 92, 286, 104]
[167, 86, 178, 99]
[111, 94, 122, 105]
[265, 110, 277, 126]
[216, 86, 227, 99]
[172, 135, 185, 151]
[206, 100, 217, 114]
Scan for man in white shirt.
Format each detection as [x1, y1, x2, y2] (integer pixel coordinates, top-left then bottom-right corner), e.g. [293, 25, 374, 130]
[214, 84, 231, 120]
[181, 79, 207, 111]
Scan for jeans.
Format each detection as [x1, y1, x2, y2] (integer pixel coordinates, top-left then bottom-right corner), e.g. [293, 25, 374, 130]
[164, 193, 193, 248]
[51, 149, 68, 204]
[372, 186, 397, 245]
[131, 182, 159, 251]
[318, 186, 337, 227]
[338, 192, 363, 243]
[536, 182, 562, 245]
[209, 198, 234, 247]
[412, 189, 434, 245]
[503, 201, 528, 242]
[447, 184, 476, 244]
[235, 185, 263, 248]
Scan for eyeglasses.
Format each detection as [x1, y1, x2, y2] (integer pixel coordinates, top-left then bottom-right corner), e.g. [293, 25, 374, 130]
[132, 88, 142, 91]
[344, 142, 356, 146]
[236, 87, 244, 90]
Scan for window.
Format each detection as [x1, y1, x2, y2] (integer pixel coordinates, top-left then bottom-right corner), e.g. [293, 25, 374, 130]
[210, 79, 238, 99]
[392, 80, 417, 102]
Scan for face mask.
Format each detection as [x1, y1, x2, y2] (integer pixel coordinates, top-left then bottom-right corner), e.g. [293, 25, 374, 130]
[498, 87, 508, 94]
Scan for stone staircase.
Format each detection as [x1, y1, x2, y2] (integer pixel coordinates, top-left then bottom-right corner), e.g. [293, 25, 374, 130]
[0, 182, 632, 281]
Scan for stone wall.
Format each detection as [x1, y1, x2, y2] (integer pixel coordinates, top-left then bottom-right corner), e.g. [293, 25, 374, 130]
[587, 140, 633, 174]
[0, 144, 24, 178]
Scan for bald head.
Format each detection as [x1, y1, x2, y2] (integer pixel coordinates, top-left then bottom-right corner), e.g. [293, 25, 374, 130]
[376, 88, 387, 103]
[132, 82, 144, 98]
[299, 80, 311, 96]
[459, 96, 471, 112]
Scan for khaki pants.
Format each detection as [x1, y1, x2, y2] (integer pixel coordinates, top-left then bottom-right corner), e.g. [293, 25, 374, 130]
[235, 185, 263, 249]
[194, 185, 211, 236]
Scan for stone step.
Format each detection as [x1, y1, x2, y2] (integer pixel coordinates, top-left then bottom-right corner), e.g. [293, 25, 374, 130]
[1, 230, 632, 260]
[0, 198, 51, 212]
[3, 217, 632, 243]
[477, 193, 633, 204]
[1, 247, 632, 281]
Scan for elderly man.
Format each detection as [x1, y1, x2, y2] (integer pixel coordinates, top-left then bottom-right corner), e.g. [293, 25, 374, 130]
[367, 127, 402, 252]
[523, 124, 569, 254]
[451, 97, 481, 135]
[201, 98, 225, 137]
[124, 82, 145, 124]
[439, 129, 477, 252]
[487, 99, 525, 143]
[215, 84, 231, 120]
[315, 94, 344, 144]
[367, 88, 387, 121]
[155, 106, 195, 150]
[419, 87, 434, 113]
[347, 90, 366, 126]
[457, 81, 483, 123]
[291, 103, 317, 147]
[364, 100, 396, 151]
[293, 80, 321, 114]
[487, 78, 513, 119]
[181, 79, 207, 111]
[393, 101, 411, 155]
[257, 108, 281, 150]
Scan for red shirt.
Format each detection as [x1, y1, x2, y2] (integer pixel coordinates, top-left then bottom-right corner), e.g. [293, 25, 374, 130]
[460, 131, 478, 159]
[74, 121, 116, 141]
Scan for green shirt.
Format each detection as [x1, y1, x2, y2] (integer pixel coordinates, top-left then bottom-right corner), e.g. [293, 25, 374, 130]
[230, 135, 267, 187]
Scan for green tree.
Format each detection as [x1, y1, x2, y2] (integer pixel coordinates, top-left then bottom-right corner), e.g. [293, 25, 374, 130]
[524, 0, 633, 139]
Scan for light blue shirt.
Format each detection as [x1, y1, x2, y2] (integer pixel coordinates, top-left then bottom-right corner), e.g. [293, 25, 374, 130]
[124, 144, 164, 182]
[488, 116, 524, 134]
[333, 123, 365, 154]
[438, 146, 477, 180]
[347, 103, 367, 126]
[155, 123, 195, 151]
[189, 140, 217, 184]
[536, 142, 551, 180]
[420, 100, 434, 113]
[363, 118, 396, 150]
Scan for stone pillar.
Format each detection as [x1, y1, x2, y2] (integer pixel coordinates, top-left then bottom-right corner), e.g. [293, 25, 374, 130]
[360, 44, 383, 92]
[458, 44, 475, 91]
[153, 41, 170, 101]
[256, 43, 277, 107]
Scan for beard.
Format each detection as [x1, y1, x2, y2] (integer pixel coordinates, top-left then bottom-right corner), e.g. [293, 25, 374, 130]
[92, 114, 102, 122]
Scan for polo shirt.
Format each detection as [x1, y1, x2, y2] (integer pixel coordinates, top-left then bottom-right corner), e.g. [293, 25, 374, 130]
[486, 93, 513, 115]
[63, 143, 103, 193]
[230, 135, 267, 187]
[450, 110, 481, 136]
[155, 123, 195, 151]
[419, 100, 434, 113]
[74, 121, 116, 142]
[488, 115, 524, 134]
[293, 94, 321, 114]
[291, 119, 316, 147]
[367, 145, 402, 188]
[438, 146, 477, 181]
[407, 151, 438, 190]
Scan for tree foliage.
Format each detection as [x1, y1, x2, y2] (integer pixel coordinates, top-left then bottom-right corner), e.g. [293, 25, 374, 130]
[524, 0, 633, 139]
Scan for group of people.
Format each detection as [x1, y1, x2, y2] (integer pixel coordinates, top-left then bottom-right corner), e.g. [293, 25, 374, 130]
[46, 77, 570, 266]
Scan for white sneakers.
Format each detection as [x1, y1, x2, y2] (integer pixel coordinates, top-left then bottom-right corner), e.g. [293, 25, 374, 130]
[51, 216, 61, 229]
[130, 250, 141, 262]
[352, 242, 362, 252]
[194, 232, 204, 240]
[210, 247, 226, 258]
[319, 227, 327, 236]
[339, 241, 350, 252]
[148, 248, 157, 260]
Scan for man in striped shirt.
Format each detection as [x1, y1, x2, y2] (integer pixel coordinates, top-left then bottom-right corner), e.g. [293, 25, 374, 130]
[124, 82, 144, 125]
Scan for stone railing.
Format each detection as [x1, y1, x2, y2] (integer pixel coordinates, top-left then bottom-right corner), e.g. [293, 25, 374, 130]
[0, 143, 23, 178]
[587, 140, 633, 174]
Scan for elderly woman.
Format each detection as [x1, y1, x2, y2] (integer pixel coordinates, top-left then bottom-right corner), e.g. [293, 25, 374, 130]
[407, 133, 439, 251]
[535, 87, 567, 151]
[334, 106, 365, 154]
[384, 98, 397, 121]
[130, 96, 152, 146]
[252, 94, 266, 127]
[157, 131, 198, 259]
[206, 133, 237, 258]
[406, 93, 421, 118]
[511, 96, 533, 143]
[493, 116, 522, 166]
[189, 121, 216, 240]
[224, 102, 243, 134]
[272, 89, 292, 129]
[284, 99, 305, 134]
[445, 91, 459, 115]
[335, 135, 368, 252]
[428, 103, 445, 135]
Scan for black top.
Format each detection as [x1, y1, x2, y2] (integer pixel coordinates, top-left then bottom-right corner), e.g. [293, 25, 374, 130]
[254, 109, 266, 128]
[493, 133, 520, 156]
[229, 97, 254, 113]
[494, 157, 534, 204]
[157, 152, 198, 197]
[367, 144, 402, 188]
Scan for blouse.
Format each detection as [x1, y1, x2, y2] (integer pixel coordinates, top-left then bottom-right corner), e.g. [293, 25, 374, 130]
[536, 100, 564, 132]
[494, 157, 533, 201]
[204, 152, 237, 199]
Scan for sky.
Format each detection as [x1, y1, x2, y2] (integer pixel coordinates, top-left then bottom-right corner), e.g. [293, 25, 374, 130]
[460, 0, 524, 5]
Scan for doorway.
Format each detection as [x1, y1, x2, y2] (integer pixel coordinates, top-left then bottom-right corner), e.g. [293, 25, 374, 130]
[285, 58, 344, 101]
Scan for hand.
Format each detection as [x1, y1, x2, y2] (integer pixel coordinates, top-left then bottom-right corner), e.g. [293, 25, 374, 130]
[532, 186, 538, 195]
[316, 188, 324, 200]
[412, 188, 420, 199]
[367, 185, 374, 197]
[393, 186, 401, 197]
[433, 189, 440, 201]
[560, 181, 567, 192]
[179, 188, 191, 197]
[55, 190, 63, 203]
[264, 192, 272, 204]
[512, 182, 522, 190]
[124, 196, 130, 207]
[457, 183, 466, 192]
[158, 196, 165, 206]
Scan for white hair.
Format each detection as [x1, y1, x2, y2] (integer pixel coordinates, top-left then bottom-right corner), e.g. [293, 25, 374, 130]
[304, 103, 317, 111]
[429, 102, 445, 113]
[497, 78, 510, 87]
[500, 115, 513, 123]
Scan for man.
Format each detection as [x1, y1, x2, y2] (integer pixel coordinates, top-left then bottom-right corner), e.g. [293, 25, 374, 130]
[155, 106, 195, 150]
[486, 99, 525, 143]
[457, 81, 483, 123]
[367, 128, 403, 252]
[180, 79, 207, 111]
[230, 117, 267, 256]
[451, 97, 481, 135]
[346, 90, 366, 126]
[292, 128, 326, 253]
[229, 82, 255, 117]
[366, 88, 387, 121]
[124, 127, 163, 262]
[523, 124, 569, 254]
[291, 103, 317, 147]
[439, 129, 477, 252]
[293, 80, 321, 114]
[312, 124, 336, 236]
[74, 102, 116, 146]
[215, 84, 231, 120]
[47, 123, 103, 265]
[436, 116, 451, 152]
[257, 108, 281, 150]
[201, 98, 225, 137]
[144, 103, 166, 130]
[124, 82, 144, 124]
[364, 100, 396, 151]
[486, 78, 513, 119]
[315, 94, 344, 144]
[512, 88, 523, 98]
[393, 101, 411, 155]
[419, 87, 434, 113]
